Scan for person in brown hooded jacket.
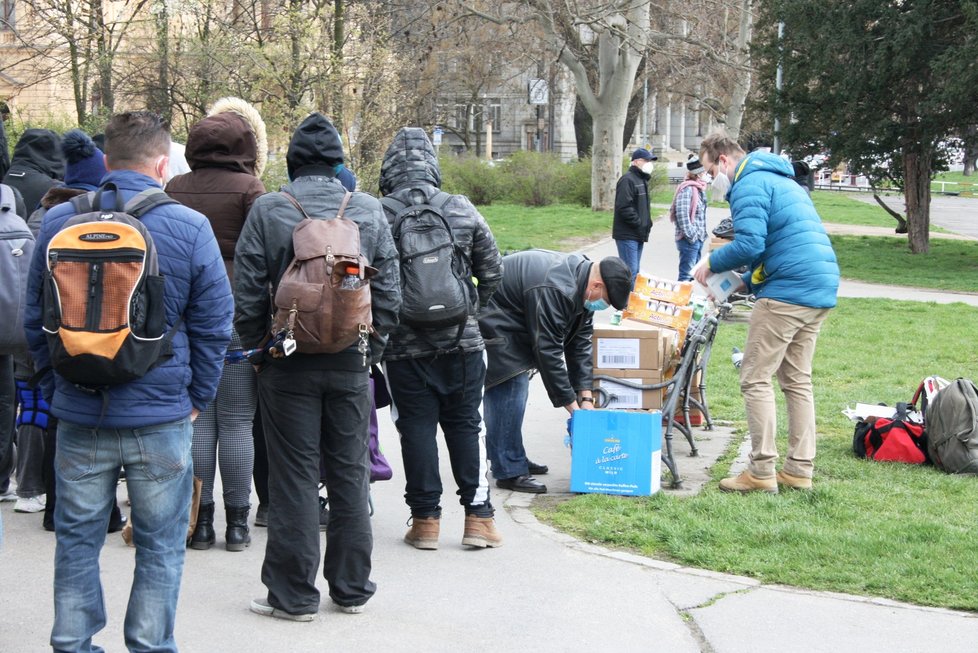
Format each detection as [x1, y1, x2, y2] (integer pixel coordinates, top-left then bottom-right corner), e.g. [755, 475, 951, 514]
[166, 97, 267, 551]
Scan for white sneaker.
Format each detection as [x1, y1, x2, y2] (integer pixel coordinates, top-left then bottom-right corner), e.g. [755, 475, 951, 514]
[0, 487, 18, 502]
[14, 494, 46, 513]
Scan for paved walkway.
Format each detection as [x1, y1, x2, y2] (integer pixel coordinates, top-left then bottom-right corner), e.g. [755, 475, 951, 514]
[2, 201, 978, 652]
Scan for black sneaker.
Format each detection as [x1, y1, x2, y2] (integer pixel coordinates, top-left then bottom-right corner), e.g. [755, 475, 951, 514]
[319, 496, 329, 531]
[254, 504, 268, 528]
[527, 460, 549, 475]
[495, 474, 547, 494]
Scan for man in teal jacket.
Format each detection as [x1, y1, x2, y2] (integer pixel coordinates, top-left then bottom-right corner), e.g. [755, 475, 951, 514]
[694, 133, 839, 493]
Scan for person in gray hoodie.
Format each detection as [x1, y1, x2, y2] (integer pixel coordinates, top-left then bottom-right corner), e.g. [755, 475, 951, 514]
[235, 112, 400, 619]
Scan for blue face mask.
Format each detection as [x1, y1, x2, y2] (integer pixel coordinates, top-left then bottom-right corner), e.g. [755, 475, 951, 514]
[584, 288, 610, 312]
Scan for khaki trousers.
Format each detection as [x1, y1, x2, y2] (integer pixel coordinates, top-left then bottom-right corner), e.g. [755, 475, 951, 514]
[740, 298, 830, 479]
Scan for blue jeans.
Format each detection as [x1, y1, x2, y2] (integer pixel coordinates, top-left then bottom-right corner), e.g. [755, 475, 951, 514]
[615, 239, 644, 286]
[484, 372, 531, 479]
[676, 238, 704, 282]
[51, 418, 194, 653]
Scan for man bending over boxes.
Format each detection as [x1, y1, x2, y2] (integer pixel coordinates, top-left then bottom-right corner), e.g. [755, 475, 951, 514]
[479, 251, 632, 493]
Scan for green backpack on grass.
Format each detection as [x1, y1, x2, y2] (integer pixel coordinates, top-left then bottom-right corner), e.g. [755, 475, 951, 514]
[925, 378, 978, 475]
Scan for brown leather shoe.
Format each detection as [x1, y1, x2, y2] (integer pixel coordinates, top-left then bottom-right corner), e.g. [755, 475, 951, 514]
[776, 470, 813, 490]
[718, 470, 778, 494]
[461, 515, 503, 548]
[404, 516, 440, 550]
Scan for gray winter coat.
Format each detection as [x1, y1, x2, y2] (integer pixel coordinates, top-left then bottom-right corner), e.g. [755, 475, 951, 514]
[379, 128, 502, 360]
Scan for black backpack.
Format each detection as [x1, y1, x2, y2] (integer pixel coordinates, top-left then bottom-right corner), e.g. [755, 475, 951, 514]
[381, 192, 476, 336]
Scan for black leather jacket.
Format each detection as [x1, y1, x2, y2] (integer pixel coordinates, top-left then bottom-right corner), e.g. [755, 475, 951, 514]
[612, 165, 652, 242]
[479, 250, 594, 408]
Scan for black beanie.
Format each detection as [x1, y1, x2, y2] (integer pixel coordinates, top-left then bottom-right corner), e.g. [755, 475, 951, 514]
[286, 113, 345, 180]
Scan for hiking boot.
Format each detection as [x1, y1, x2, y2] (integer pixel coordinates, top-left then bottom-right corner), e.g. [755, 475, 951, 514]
[718, 470, 778, 494]
[250, 598, 315, 622]
[404, 516, 440, 550]
[14, 494, 45, 513]
[462, 515, 503, 548]
[776, 470, 813, 490]
[190, 502, 216, 550]
[225, 505, 251, 552]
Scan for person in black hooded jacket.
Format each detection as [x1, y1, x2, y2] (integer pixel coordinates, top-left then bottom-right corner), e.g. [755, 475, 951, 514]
[2, 128, 64, 214]
[234, 112, 400, 619]
[379, 127, 504, 550]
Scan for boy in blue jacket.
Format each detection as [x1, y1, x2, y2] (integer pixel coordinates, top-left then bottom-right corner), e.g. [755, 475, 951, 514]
[24, 112, 233, 652]
[695, 132, 839, 494]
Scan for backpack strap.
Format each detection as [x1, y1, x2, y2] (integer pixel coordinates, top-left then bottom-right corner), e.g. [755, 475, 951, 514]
[70, 183, 177, 217]
[281, 191, 353, 221]
[390, 191, 455, 241]
[125, 188, 179, 218]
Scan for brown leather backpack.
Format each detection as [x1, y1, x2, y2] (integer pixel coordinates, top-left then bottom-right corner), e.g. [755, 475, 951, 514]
[271, 192, 374, 355]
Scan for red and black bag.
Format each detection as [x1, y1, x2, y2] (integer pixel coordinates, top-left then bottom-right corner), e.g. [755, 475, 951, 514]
[853, 402, 929, 464]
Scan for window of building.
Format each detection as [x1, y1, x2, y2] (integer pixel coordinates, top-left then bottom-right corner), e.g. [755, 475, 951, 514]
[487, 98, 501, 133]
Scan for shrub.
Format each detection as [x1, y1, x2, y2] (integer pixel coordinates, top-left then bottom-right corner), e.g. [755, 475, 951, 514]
[439, 155, 504, 205]
[497, 150, 563, 207]
[556, 156, 592, 206]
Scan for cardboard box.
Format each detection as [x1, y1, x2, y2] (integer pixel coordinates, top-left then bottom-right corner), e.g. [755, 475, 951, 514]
[596, 378, 663, 410]
[593, 369, 664, 410]
[633, 273, 693, 306]
[592, 322, 663, 371]
[708, 236, 732, 252]
[570, 409, 662, 496]
[622, 294, 693, 340]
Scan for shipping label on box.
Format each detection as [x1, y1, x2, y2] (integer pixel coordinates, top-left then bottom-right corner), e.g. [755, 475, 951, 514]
[570, 409, 662, 496]
[593, 322, 662, 370]
[593, 369, 664, 409]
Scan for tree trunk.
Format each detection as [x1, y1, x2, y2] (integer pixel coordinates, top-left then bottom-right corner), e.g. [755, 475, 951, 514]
[92, 0, 113, 114]
[724, 0, 753, 140]
[903, 148, 931, 254]
[591, 111, 625, 210]
[963, 125, 978, 176]
[332, 0, 345, 132]
[153, 1, 172, 124]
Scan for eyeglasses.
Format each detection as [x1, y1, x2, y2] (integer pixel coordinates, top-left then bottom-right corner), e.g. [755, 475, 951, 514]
[705, 155, 722, 179]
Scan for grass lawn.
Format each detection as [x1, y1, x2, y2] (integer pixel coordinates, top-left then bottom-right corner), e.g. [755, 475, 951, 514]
[538, 297, 978, 610]
[811, 191, 903, 228]
[933, 171, 978, 196]
[478, 203, 612, 253]
[833, 235, 978, 292]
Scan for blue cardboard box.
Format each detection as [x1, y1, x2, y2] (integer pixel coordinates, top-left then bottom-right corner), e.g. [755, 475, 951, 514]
[569, 409, 662, 496]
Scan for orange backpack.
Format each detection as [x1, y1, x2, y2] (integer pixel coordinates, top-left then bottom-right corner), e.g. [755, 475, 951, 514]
[40, 184, 180, 388]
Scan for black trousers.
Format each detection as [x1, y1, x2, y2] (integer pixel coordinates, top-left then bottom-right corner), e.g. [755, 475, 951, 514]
[258, 364, 375, 614]
[385, 351, 492, 519]
[0, 355, 15, 493]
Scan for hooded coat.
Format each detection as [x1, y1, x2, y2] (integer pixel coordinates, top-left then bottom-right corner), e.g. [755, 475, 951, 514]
[3, 129, 64, 214]
[378, 127, 502, 360]
[233, 113, 401, 368]
[707, 151, 839, 309]
[166, 97, 268, 282]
